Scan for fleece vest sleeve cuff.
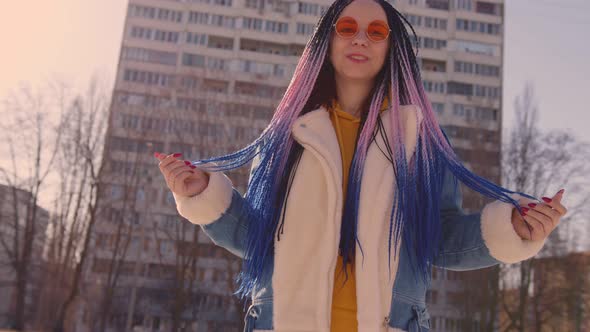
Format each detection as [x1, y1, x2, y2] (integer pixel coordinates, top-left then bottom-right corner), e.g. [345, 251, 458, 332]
[173, 170, 233, 225]
[480, 193, 546, 264]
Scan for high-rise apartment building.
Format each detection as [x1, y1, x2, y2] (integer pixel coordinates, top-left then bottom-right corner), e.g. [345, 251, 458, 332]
[80, 0, 505, 331]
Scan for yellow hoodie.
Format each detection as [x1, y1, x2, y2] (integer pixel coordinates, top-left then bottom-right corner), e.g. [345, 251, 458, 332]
[327, 97, 389, 332]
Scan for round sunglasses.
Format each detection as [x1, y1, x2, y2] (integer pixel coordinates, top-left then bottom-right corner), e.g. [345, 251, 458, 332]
[332, 16, 391, 43]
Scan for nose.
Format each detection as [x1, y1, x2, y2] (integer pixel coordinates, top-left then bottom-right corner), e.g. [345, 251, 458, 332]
[352, 31, 369, 47]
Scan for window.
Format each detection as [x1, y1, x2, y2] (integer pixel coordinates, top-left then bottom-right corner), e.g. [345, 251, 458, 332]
[122, 47, 177, 66]
[474, 84, 500, 99]
[456, 0, 472, 11]
[421, 59, 446, 72]
[154, 30, 179, 43]
[431, 102, 444, 115]
[180, 76, 198, 90]
[425, 17, 447, 30]
[130, 26, 153, 39]
[298, 2, 319, 15]
[265, 20, 289, 34]
[296, 22, 315, 35]
[117, 92, 171, 109]
[202, 79, 229, 93]
[123, 69, 173, 87]
[207, 57, 227, 70]
[423, 80, 445, 94]
[422, 37, 447, 50]
[406, 14, 422, 27]
[454, 40, 497, 56]
[447, 81, 473, 96]
[426, 0, 450, 10]
[213, 0, 232, 6]
[186, 32, 208, 45]
[455, 61, 500, 77]
[158, 8, 170, 20]
[182, 53, 206, 67]
[111, 185, 124, 200]
[476, 1, 501, 15]
[188, 11, 209, 24]
[454, 105, 468, 117]
[273, 64, 286, 77]
[136, 188, 146, 203]
[234, 81, 282, 99]
[159, 240, 173, 255]
[165, 191, 175, 206]
[426, 290, 438, 304]
[130, 26, 179, 44]
[243, 17, 263, 31]
[456, 19, 501, 36]
[476, 107, 497, 121]
[129, 5, 182, 22]
[210, 14, 235, 28]
[237, 60, 286, 77]
[245, 0, 261, 9]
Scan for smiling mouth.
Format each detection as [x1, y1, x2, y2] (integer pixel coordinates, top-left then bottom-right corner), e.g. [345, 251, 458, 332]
[346, 55, 369, 62]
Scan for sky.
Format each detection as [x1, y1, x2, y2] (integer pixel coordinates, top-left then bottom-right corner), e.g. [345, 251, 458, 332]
[502, 0, 590, 138]
[0, 0, 588, 211]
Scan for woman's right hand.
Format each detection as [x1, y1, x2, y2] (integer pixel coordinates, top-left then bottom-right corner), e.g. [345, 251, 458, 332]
[155, 152, 210, 197]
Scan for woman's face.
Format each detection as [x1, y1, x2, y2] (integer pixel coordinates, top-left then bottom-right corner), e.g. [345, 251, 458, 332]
[329, 0, 390, 83]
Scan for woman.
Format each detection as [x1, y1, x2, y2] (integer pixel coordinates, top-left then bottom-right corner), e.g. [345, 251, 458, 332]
[155, 0, 567, 330]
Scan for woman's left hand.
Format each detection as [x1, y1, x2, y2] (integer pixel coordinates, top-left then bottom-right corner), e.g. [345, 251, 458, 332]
[511, 189, 568, 241]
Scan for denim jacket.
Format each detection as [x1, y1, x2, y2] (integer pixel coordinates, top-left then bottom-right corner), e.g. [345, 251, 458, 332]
[173, 105, 546, 332]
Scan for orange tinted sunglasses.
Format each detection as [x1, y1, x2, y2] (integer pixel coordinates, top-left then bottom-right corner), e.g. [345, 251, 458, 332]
[333, 16, 391, 43]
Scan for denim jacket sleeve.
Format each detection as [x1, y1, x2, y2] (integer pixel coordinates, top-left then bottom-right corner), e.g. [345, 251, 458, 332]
[433, 150, 546, 271]
[172, 156, 261, 259]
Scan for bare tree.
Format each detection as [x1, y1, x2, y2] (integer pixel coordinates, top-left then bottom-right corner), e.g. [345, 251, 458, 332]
[498, 82, 590, 331]
[51, 78, 110, 332]
[4, 77, 112, 331]
[0, 82, 64, 330]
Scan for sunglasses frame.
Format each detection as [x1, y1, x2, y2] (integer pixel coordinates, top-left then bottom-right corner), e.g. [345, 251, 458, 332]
[332, 16, 392, 43]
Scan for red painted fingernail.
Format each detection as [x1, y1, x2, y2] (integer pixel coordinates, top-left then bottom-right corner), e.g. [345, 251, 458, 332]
[184, 161, 190, 165]
[173, 153, 182, 158]
[521, 207, 530, 213]
[154, 152, 160, 158]
[520, 211, 527, 216]
[542, 197, 552, 203]
[528, 203, 537, 208]
[190, 165, 196, 169]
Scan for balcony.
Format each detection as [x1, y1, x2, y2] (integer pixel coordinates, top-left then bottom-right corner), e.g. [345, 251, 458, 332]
[426, 0, 450, 11]
[476, 1, 502, 16]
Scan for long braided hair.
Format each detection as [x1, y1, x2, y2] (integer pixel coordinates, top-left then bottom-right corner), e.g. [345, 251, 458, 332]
[191, 0, 533, 299]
